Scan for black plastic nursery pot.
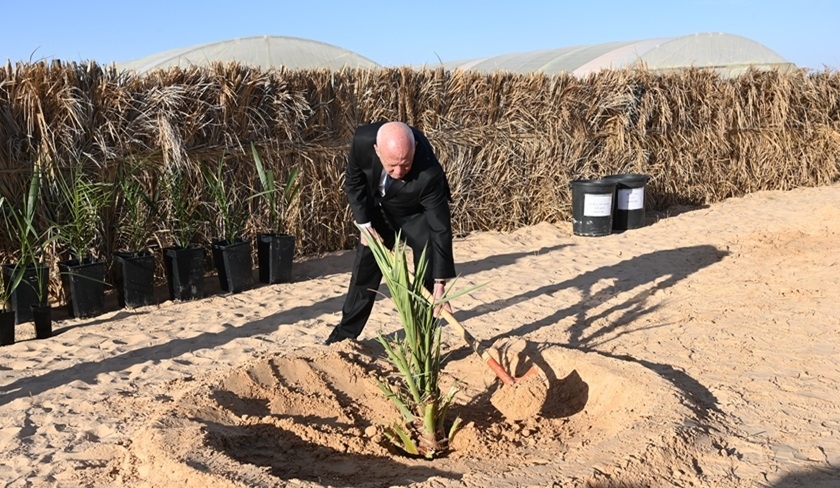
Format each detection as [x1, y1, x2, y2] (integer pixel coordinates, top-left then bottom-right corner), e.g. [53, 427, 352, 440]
[31, 304, 52, 339]
[211, 239, 254, 294]
[257, 233, 295, 284]
[603, 173, 649, 231]
[569, 179, 617, 237]
[59, 258, 106, 319]
[0, 309, 15, 346]
[2, 263, 49, 324]
[113, 251, 157, 308]
[163, 245, 206, 301]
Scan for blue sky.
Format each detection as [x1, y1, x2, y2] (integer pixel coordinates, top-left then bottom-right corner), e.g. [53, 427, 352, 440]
[2, 0, 838, 70]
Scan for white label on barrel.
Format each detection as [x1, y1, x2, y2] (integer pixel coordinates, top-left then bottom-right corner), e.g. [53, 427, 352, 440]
[617, 188, 644, 210]
[583, 193, 613, 217]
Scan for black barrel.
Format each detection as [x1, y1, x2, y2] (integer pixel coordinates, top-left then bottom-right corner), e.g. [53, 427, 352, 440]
[603, 174, 649, 231]
[569, 179, 617, 237]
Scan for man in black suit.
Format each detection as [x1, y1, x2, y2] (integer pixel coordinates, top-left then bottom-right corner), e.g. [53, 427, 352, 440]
[325, 121, 456, 344]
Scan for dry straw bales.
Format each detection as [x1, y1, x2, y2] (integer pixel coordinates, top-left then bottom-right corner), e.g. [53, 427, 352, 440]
[1, 60, 839, 274]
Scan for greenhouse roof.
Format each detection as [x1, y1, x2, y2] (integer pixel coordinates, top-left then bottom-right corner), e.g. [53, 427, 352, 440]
[432, 33, 795, 77]
[118, 35, 380, 73]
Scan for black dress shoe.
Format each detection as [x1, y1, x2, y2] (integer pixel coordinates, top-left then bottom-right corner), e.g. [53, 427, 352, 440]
[324, 332, 350, 345]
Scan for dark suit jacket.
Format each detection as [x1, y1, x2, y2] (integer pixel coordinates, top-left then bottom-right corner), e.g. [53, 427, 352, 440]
[344, 122, 456, 280]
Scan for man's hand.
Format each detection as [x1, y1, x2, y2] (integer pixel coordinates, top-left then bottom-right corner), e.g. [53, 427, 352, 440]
[360, 227, 382, 247]
[433, 281, 452, 317]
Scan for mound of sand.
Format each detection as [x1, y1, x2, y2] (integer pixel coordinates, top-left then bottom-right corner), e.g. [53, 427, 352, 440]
[124, 339, 718, 487]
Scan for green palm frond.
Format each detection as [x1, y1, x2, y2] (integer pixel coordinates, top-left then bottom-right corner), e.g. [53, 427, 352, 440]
[250, 142, 300, 234]
[360, 224, 465, 459]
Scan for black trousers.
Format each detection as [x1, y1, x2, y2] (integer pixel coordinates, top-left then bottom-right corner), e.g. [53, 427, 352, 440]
[329, 210, 435, 341]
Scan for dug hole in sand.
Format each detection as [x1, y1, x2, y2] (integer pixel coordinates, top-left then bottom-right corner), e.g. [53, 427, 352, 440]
[121, 337, 724, 487]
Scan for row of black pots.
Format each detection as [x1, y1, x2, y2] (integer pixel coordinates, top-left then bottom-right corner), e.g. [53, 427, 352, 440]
[1, 263, 48, 324]
[91, 232, 295, 309]
[1, 233, 295, 346]
[159, 239, 253, 302]
[1, 305, 52, 346]
[1, 258, 104, 345]
[1, 257, 116, 346]
[158, 232, 295, 302]
[1, 258, 107, 324]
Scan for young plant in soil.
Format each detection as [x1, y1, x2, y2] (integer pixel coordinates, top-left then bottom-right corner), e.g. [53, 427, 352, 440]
[114, 161, 159, 254]
[361, 226, 463, 459]
[250, 142, 300, 235]
[162, 165, 205, 249]
[48, 166, 110, 262]
[1, 169, 52, 308]
[0, 195, 26, 311]
[202, 156, 249, 244]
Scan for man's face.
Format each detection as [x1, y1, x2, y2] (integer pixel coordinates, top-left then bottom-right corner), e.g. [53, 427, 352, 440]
[375, 142, 416, 180]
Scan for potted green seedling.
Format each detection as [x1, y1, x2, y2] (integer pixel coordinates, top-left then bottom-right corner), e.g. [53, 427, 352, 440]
[1, 169, 51, 329]
[0, 196, 25, 345]
[0, 262, 22, 345]
[202, 156, 253, 294]
[250, 142, 300, 284]
[12, 237, 54, 340]
[0, 272, 21, 345]
[48, 165, 110, 319]
[112, 160, 160, 308]
[160, 164, 206, 301]
[26, 245, 53, 340]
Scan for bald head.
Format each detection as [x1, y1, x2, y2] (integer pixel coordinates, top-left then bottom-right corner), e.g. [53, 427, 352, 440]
[375, 122, 416, 180]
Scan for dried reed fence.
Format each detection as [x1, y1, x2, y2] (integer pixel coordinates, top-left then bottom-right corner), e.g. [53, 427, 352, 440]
[1, 60, 839, 277]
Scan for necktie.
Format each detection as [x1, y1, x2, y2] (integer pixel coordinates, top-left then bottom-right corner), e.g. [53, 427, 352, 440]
[383, 174, 392, 194]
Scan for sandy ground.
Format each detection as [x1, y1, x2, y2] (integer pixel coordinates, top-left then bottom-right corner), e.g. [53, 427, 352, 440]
[1, 183, 839, 487]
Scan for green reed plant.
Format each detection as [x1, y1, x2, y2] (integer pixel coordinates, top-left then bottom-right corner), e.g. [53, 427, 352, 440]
[0, 196, 26, 309]
[250, 142, 300, 235]
[162, 165, 204, 248]
[202, 156, 248, 243]
[361, 225, 473, 459]
[114, 160, 159, 253]
[48, 166, 111, 261]
[0, 168, 52, 307]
